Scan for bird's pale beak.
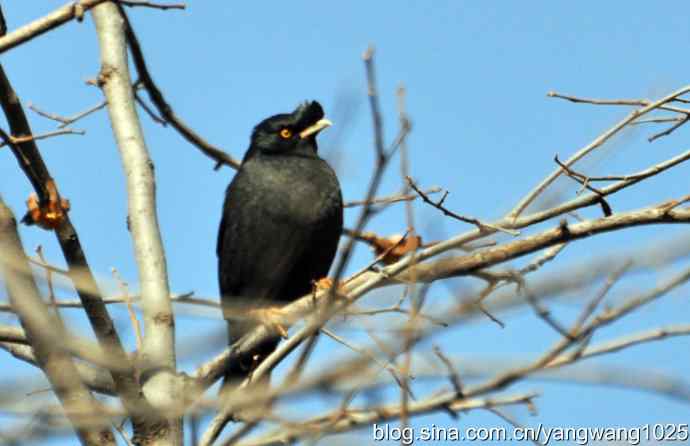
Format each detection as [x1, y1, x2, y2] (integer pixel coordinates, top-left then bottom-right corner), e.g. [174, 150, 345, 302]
[299, 118, 332, 139]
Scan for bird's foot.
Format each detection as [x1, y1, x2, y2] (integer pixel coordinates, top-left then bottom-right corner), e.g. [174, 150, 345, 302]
[313, 277, 346, 293]
[314, 277, 333, 290]
[252, 307, 289, 338]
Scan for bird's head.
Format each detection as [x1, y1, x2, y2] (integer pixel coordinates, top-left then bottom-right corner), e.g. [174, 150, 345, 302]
[244, 101, 332, 161]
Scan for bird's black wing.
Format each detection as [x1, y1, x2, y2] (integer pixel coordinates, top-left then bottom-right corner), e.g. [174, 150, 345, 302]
[219, 191, 309, 309]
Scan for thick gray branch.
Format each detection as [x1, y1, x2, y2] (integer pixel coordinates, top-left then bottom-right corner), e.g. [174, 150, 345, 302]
[91, 3, 180, 444]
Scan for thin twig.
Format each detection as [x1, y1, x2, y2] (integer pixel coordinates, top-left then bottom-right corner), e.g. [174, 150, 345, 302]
[0, 291, 196, 313]
[343, 187, 441, 208]
[29, 101, 107, 129]
[364, 46, 385, 162]
[433, 345, 464, 396]
[0, 128, 85, 148]
[523, 283, 571, 339]
[510, 85, 690, 219]
[397, 84, 418, 432]
[632, 116, 685, 125]
[35, 245, 61, 323]
[345, 305, 448, 327]
[238, 392, 538, 446]
[321, 328, 408, 390]
[111, 267, 142, 351]
[408, 177, 519, 235]
[519, 243, 567, 275]
[134, 88, 167, 124]
[549, 324, 690, 367]
[282, 332, 320, 385]
[547, 91, 690, 116]
[487, 408, 544, 446]
[648, 115, 690, 142]
[117, 0, 186, 9]
[571, 262, 631, 334]
[554, 154, 642, 182]
[118, 6, 240, 170]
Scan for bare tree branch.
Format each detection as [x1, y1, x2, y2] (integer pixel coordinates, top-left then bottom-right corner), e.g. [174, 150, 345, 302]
[1, 7, 689, 442]
[0, 0, 110, 55]
[0, 324, 28, 344]
[0, 198, 116, 445]
[510, 85, 690, 219]
[343, 186, 442, 208]
[91, 3, 180, 444]
[118, 1, 186, 9]
[29, 100, 107, 129]
[236, 392, 538, 446]
[0, 341, 117, 396]
[0, 128, 85, 148]
[118, 6, 241, 170]
[0, 50, 153, 439]
[192, 201, 690, 398]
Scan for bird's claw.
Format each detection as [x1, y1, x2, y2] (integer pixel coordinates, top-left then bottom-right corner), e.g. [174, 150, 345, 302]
[253, 307, 289, 339]
[314, 277, 334, 290]
[272, 323, 289, 339]
[313, 277, 347, 294]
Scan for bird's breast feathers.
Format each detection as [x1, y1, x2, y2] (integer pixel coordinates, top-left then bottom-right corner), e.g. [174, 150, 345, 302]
[233, 156, 342, 226]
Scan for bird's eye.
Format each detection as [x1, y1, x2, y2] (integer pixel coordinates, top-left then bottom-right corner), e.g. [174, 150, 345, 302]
[279, 128, 293, 139]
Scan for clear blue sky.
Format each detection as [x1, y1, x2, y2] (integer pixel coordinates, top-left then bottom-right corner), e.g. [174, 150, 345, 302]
[1, 2, 689, 445]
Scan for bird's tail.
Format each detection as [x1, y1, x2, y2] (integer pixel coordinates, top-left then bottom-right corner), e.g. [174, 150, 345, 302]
[221, 320, 280, 393]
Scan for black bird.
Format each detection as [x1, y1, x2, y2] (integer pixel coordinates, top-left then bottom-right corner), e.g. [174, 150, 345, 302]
[217, 101, 342, 387]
